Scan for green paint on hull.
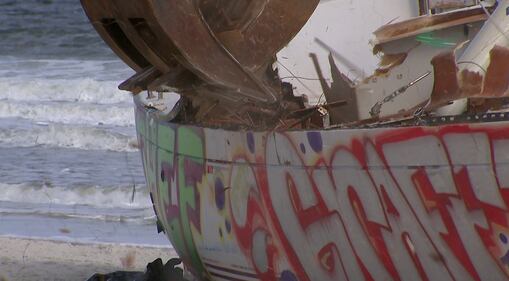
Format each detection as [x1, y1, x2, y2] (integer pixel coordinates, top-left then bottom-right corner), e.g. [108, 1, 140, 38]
[136, 108, 209, 279]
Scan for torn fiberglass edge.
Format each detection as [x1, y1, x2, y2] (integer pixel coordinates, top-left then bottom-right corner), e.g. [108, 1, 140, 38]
[82, 0, 509, 130]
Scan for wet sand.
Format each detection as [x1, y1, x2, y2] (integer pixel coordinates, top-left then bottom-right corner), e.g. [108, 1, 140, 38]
[0, 236, 177, 281]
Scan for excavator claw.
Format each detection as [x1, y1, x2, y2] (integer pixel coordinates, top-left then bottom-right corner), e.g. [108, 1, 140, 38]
[81, 0, 319, 105]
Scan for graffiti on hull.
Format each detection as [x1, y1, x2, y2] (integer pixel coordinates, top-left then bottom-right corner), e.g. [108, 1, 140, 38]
[137, 107, 509, 281]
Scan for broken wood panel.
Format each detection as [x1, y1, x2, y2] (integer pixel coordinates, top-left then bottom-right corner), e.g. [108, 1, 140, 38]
[429, 0, 478, 10]
[373, 7, 486, 46]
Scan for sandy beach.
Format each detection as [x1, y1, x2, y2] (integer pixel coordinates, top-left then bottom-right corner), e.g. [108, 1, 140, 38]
[0, 236, 177, 281]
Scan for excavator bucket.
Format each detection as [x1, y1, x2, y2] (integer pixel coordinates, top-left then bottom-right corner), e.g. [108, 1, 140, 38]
[80, 0, 319, 104]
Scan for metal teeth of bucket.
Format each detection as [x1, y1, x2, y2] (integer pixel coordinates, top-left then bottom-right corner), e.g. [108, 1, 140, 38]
[80, 0, 319, 104]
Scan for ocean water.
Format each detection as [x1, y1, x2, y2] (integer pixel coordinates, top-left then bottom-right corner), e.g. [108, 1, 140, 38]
[0, 0, 169, 246]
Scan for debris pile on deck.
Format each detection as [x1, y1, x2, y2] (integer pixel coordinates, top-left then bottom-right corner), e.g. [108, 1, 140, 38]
[82, 0, 509, 130]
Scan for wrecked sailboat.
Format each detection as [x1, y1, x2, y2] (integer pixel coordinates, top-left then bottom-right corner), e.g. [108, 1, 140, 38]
[82, 0, 509, 279]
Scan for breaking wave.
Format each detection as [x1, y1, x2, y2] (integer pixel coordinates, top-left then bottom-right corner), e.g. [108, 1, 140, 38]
[0, 210, 157, 224]
[0, 122, 138, 152]
[0, 77, 132, 105]
[0, 183, 152, 209]
[0, 100, 135, 126]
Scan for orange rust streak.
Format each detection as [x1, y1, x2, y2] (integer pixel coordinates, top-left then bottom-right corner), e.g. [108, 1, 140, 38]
[429, 46, 509, 109]
[430, 51, 460, 106]
[481, 46, 509, 97]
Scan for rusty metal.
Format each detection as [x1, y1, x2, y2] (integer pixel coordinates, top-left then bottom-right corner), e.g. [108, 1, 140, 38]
[80, 1, 148, 72]
[201, 0, 320, 71]
[429, 51, 461, 105]
[83, 0, 509, 130]
[428, 45, 509, 108]
[81, 0, 321, 129]
[481, 46, 509, 97]
[118, 66, 162, 94]
[81, 0, 319, 105]
[150, 0, 280, 102]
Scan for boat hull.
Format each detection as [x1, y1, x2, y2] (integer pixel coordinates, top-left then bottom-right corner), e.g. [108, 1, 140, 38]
[136, 101, 509, 281]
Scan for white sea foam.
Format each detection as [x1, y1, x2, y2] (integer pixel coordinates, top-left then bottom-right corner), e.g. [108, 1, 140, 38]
[0, 208, 157, 224]
[0, 183, 152, 209]
[0, 3, 167, 245]
[0, 123, 138, 152]
[0, 58, 134, 105]
[0, 58, 133, 81]
[0, 100, 135, 126]
[0, 77, 132, 104]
